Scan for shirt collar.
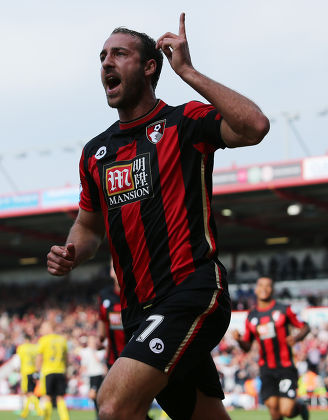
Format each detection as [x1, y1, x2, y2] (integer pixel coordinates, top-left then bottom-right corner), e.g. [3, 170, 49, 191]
[119, 100, 166, 130]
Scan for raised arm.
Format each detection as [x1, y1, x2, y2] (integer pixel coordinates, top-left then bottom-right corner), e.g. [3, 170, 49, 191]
[156, 13, 270, 148]
[47, 208, 105, 276]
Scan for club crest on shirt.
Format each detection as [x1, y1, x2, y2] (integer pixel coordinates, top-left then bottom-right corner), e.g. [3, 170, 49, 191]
[146, 119, 166, 144]
[272, 310, 281, 321]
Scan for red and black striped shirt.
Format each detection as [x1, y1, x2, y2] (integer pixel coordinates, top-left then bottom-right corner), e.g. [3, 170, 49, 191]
[98, 286, 125, 366]
[243, 300, 306, 369]
[80, 100, 227, 328]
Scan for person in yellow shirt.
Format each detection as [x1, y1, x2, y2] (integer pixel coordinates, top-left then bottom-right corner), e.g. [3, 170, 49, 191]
[16, 333, 42, 418]
[36, 321, 70, 420]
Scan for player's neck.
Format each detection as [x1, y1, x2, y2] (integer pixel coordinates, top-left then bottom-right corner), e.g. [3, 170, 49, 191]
[118, 91, 157, 122]
[257, 298, 274, 310]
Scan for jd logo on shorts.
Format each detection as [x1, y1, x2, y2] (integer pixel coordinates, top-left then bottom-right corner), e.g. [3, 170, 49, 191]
[146, 120, 166, 144]
[288, 389, 296, 398]
[149, 338, 164, 354]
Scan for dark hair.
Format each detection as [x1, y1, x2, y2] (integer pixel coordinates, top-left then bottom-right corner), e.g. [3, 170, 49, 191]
[111, 27, 163, 90]
[24, 332, 32, 341]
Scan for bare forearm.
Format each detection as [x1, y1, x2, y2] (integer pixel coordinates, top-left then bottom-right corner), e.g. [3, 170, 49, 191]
[157, 13, 269, 147]
[48, 209, 105, 276]
[66, 220, 103, 267]
[294, 324, 310, 343]
[180, 67, 269, 144]
[232, 330, 252, 352]
[97, 320, 107, 342]
[237, 339, 252, 352]
[36, 354, 42, 372]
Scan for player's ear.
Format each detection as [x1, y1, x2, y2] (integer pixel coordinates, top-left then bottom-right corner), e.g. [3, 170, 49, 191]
[144, 59, 156, 78]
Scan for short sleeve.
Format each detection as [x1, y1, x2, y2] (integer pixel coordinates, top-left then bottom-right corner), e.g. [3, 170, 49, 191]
[286, 305, 306, 329]
[79, 148, 101, 212]
[181, 101, 226, 153]
[98, 296, 107, 322]
[242, 317, 255, 343]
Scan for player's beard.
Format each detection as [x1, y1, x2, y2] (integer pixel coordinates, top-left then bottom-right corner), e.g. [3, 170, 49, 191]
[106, 67, 146, 112]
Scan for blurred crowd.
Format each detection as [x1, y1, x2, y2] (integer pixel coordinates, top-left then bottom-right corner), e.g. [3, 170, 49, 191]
[228, 250, 328, 285]
[0, 278, 106, 397]
[0, 278, 328, 405]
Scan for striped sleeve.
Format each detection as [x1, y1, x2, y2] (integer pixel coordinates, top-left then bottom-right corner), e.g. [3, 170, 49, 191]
[98, 296, 107, 322]
[79, 148, 101, 212]
[181, 101, 226, 153]
[286, 305, 306, 329]
[242, 316, 255, 343]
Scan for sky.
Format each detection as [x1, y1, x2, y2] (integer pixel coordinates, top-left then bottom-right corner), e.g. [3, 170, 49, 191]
[0, 0, 327, 195]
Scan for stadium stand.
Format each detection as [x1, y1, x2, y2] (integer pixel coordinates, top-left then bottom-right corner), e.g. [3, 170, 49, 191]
[1, 156, 328, 411]
[0, 291, 327, 410]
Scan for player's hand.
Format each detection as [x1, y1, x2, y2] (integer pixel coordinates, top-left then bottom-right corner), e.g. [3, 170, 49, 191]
[156, 12, 193, 77]
[32, 372, 40, 380]
[96, 337, 105, 350]
[232, 330, 241, 341]
[286, 335, 296, 346]
[47, 242, 76, 276]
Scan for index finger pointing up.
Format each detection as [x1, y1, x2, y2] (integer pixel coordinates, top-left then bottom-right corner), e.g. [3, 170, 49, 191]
[179, 12, 186, 37]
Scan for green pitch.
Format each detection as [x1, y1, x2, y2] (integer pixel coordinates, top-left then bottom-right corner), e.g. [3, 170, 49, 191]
[1, 408, 327, 420]
[229, 409, 328, 420]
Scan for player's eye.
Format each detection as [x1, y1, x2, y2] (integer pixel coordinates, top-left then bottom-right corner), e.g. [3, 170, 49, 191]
[100, 53, 106, 62]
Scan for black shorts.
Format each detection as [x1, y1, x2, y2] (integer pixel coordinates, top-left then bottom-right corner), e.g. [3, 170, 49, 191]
[121, 262, 231, 419]
[260, 366, 299, 402]
[90, 375, 104, 392]
[26, 374, 36, 393]
[45, 373, 66, 397]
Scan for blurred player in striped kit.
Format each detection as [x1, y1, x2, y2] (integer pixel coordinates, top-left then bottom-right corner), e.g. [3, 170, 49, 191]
[234, 277, 310, 420]
[98, 259, 155, 419]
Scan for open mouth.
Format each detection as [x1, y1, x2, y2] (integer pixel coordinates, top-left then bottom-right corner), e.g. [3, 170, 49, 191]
[106, 76, 121, 91]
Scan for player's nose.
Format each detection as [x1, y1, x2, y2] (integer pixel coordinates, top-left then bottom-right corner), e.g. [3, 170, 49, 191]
[102, 53, 115, 69]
